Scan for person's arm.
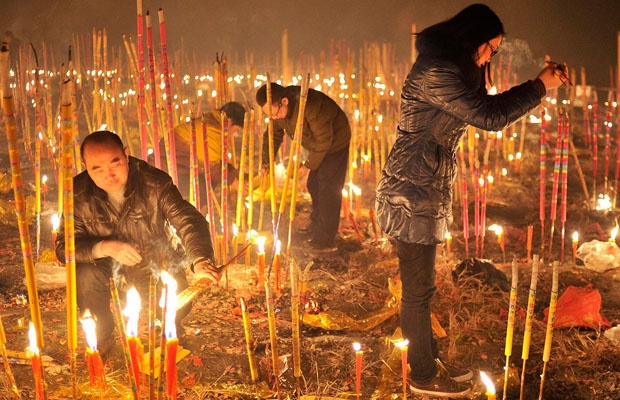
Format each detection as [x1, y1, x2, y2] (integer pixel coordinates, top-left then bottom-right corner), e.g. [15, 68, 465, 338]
[158, 177, 217, 271]
[414, 61, 549, 132]
[300, 94, 338, 170]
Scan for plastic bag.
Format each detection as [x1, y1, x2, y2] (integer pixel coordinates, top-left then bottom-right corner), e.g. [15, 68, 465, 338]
[576, 239, 620, 272]
[543, 285, 611, 329]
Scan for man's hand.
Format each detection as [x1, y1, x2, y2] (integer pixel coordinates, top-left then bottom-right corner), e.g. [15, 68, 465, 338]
[100, 240, 142, 266]
[194, 260, 222, 283]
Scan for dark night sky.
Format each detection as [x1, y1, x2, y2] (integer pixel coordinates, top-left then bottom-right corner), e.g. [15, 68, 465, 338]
[1, 0, 619, 89]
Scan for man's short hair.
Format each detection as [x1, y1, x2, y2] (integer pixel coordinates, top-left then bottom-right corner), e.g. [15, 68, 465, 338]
[255, 83, 287, 106]
[80, 130, 124, 160]
[220, 102, 246, 127]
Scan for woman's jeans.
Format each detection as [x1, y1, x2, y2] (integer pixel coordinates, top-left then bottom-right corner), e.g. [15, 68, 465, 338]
[394, 239, 439, 383]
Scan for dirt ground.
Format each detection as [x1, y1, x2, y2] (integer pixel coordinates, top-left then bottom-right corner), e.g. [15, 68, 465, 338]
[0, 113, 620, 400]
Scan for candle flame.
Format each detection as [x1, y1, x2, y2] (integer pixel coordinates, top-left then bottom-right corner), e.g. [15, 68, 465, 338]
[27, 322, 39, 355]
[352, 342, 362, 352]
[123, 286, 141, 337]
[232, 223, 238, 237]
[275, 239, 281, 254]
[480, 371, 496, 395]
[444, 231, 452, 240]
[611, 225, 619, 241]
[395, 339, 409, 349]
[160, 271, 178, 339]
[41, 174, 48, 184]
[572, 231, 579, 243]
[256, 236, 266, 254]
[488, 224, 503, 236]
[51, 213, 60, 231]
[80, 309, 98, 351]
[342, 188, 349, 197]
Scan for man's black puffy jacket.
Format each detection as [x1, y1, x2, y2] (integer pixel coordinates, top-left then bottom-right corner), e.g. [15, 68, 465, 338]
[56, 156, 215, 273]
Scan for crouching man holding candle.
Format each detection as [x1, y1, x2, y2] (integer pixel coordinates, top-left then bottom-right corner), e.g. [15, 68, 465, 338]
[375, 4, 567, 398]
[55, 130, 221, 359]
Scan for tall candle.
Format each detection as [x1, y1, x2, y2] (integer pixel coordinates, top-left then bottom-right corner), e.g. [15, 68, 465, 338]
[123, 286, 142, 394]
[445, 231, 452, 256]
[27, 322, 45, 400]
[353, 342, 363, 399]
[341, 189, 349, 219]
[239, 297, 259, 381]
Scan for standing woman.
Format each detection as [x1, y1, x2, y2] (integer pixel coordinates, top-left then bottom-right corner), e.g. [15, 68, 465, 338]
[375, 4, 567, 398]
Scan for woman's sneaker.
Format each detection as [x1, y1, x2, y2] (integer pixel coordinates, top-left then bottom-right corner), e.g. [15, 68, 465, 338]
[436, 358, 474, 382]
[410, 367, 471, 398]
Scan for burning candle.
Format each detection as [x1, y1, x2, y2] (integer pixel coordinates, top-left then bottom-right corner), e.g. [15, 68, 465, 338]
[160, 271, 179, 399]
[352, 342, 363, 399]
[80, 310, 106, 389]
[256, 236, 266, 287]
[480, 371, 496, 400]
[231, 223, 239, 255]
[273, 239, 281, 291]
[41, 174, 48, 200]
[572, 231, 579, 265]
[488, 224, 505, 262]
[51, 213, 60, 245]
[395, 339, 409, 399]
[122, 286, 142, 394]
[341, 189, 349, 219]
[351, 185, 362, 218]
[27, 322, 45, 400]
[444, 231, 452, 255]
[609, 225, 618, 244]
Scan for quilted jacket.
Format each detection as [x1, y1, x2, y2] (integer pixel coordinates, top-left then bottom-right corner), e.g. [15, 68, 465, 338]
[375, 55, 546, 245]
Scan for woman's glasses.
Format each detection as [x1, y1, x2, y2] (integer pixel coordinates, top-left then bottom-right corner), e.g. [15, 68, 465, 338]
[487, 41, 498, 57]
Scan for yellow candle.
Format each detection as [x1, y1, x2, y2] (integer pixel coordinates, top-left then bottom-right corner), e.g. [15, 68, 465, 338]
[444, 231, 452, 255]
[51, 213, 60, 246]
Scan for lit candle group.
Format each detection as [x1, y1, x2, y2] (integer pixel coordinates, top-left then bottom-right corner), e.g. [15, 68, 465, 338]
[80, 310, 106, 389]
[160, 271, 179, 399]
[123, 286, 142, 394]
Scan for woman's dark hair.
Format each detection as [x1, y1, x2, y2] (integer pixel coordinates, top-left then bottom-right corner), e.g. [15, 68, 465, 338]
[80, 130, 124, 160]
[416, 4, 504, 88]
[220, 101, 246, 127]
[255, 83, 289, 106]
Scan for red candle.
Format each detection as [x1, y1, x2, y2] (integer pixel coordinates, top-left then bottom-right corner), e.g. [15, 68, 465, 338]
[353, 342, 363, 399]
[80, 310, 107, 389]
[396, 339, 409, 399]
[27, 322, 45, 400]
[123, 286, 142, 394]
[256, 236, 266, 287]
[160, 271, 179, 399]
[341, 189, 349, 219]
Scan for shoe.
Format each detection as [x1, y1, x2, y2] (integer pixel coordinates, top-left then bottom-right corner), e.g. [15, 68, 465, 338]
[306, 239, 337, 253]
[410, 367, 471, 398]
[436, 358, 473, 382]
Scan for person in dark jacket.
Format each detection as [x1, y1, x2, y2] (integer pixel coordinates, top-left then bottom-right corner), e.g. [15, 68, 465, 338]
[375, 4, 567, 398]
[55, 130, 221, 358]
[256, 83, 351, 251]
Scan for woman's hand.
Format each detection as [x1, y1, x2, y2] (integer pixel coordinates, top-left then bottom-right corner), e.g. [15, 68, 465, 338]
[537, 62, 570, 91]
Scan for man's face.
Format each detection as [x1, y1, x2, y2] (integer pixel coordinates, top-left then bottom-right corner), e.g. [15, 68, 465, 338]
[83, 142, 130, 193]
[261, 97, 288, 120]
